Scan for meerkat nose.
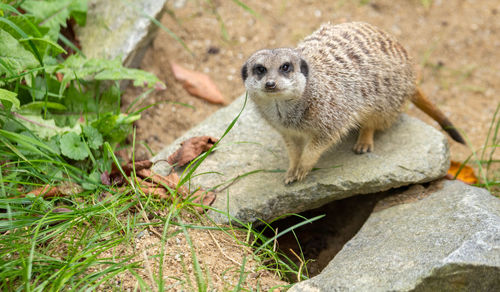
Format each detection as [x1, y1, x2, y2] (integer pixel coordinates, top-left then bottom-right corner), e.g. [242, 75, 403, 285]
[265, 81, 276, 89]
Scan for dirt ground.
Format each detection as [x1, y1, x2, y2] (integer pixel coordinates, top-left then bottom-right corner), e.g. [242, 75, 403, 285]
[121, 0, 500, 289]
[125, 0, 499, 164]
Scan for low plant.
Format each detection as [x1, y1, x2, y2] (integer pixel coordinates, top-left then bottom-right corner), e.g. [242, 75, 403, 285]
[0, 1, 317, 290]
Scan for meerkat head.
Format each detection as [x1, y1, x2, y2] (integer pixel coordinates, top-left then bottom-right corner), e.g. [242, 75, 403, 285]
[241, 48, 309, 101]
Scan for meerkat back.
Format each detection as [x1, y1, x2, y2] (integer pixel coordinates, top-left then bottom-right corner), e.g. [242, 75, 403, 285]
[297, 22, 416, 133]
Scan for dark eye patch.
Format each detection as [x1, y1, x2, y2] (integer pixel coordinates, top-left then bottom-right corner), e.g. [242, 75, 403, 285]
[252, 64, 267, 76]
[300, 59, 308, 78]
[280, 62, 293, 73]
[241, 64, 248, 81]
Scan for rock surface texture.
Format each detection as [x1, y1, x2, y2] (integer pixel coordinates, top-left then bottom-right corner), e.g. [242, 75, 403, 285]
[153, 95, 450, 224]
[290, 180, 500, 292]
[76, 0, 166, 67]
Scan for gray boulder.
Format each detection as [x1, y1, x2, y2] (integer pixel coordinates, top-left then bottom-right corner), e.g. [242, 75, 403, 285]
[290, 180, 500, 292]
[76, 0, 166, 68]
[153, 95, 450, 224]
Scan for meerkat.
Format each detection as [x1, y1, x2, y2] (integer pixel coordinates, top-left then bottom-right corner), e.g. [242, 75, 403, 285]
[241, 22, 465, 184]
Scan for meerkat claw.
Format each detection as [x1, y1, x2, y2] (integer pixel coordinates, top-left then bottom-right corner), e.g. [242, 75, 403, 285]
[353, 142, 373, 154]
[285, 169, 298, 184]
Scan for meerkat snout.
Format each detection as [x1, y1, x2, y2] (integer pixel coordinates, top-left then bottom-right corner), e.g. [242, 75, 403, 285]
[265, 80, 276, 90]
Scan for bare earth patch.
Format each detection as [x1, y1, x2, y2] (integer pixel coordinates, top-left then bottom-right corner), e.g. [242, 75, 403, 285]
[94, 218, 288, 291]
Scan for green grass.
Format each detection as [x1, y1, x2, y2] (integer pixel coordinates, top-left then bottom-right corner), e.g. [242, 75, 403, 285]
[0, 1, 309, 290]
[0, 93, 309, 291]
[455, 102, 500, 195]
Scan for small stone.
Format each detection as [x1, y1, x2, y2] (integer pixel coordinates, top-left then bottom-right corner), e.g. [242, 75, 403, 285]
[174, 253, 183, 261]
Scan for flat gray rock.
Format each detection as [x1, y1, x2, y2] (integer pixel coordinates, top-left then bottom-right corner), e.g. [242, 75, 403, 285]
[153, 95, 450, 224]
[76, 0, 166, 67]
[290, 180, 500, 292]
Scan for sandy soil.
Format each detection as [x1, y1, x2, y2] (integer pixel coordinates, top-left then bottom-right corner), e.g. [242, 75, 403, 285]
[121, 0, 500, 289]
[125, 0, 499, 163]
[96, 220, 288, 291]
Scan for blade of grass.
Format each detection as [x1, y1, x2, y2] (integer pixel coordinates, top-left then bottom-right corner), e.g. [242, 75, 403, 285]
[182, 225, 208, 291]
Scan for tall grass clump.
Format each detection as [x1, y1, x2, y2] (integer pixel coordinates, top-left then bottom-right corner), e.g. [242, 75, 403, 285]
[0, 1, 317, 290]
[0, 0, 165, 289]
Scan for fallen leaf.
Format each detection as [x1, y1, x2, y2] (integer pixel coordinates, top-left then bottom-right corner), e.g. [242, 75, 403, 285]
[136, 168, 216, 212]
[168, 136, 218, 167]
[171, 62, 226, 104]
[52, 207, 72, 213]
[137, 168, 187, 193]
[55, 72, 64, 82]
[191, 189, 216, 212]
[445, 161, 478, 185]
[26, 185, 61, 198]
[122, 160, 153, 176]
[101, 171, 111, 185]
[140, 186, 168, 199]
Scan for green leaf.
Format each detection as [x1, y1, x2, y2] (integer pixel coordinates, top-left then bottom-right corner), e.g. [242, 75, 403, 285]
[92, 113, 139, 144]
[20, 101, 67, 112]
[19, 36, 67, 56]
[15, 114, 81, 140]
[0, 88, 20, 110]
[0, 15, 45, 39]
[0, 129, 59, 156]
[99, 84, 121, 114]
[21, 0, 87, 41]
[0, 28, 38, 78]
[82, 125, 103, 150]
[94, 67, 163, 88]
[82, 169, 100, 190]
[52, 55, 163, 92]
[60, 132, 88, 160]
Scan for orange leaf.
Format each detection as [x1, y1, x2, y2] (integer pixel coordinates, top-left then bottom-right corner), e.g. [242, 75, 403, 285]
[171, 62, 226, 104]
[445, 161, 478, 185]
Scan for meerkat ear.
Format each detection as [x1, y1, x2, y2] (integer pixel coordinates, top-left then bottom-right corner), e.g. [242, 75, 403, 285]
[241, 63, 248, 81]
[300, 59, 309, 78]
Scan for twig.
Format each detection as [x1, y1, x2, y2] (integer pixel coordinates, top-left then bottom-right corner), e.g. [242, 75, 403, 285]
[289, 248, 305, 283]
[134, 205, 162, 238]
[207, 229, 242, 267]
[273, 228, 278, 253]
[142, 250, 157, 291]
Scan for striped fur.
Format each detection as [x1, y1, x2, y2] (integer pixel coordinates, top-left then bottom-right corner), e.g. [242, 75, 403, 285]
[242, 22, 456, 184]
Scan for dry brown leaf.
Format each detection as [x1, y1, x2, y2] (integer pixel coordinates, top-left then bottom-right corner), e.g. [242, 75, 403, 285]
[101, 171, 111, 185]
[167, 136, 218, 167]
[136, 168, 216, 212]
[122, 160, 153, 176]
[171, 62, 226, 104]
[445, 160, 478, 185]
[140, 186, 168, 199]
[191, 190, 216, 212]
[136, 168, 181, 190]
[26, 185, 61, 198]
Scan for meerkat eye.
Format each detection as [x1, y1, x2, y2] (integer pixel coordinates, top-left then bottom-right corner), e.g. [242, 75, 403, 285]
[253, 65, 267, 75]
[280, 62, 293, 73]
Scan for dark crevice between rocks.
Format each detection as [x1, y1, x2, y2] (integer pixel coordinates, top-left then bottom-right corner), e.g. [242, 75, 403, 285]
[258, 182, 439, 282]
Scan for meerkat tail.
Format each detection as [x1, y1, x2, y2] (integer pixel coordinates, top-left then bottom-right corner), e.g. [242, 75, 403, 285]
[411, 88, 465, 144]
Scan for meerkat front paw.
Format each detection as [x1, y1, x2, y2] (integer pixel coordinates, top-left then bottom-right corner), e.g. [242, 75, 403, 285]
[284, 166, 312, 184]
[353, 142, 373, 154]
[354, 128, 374, 154]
